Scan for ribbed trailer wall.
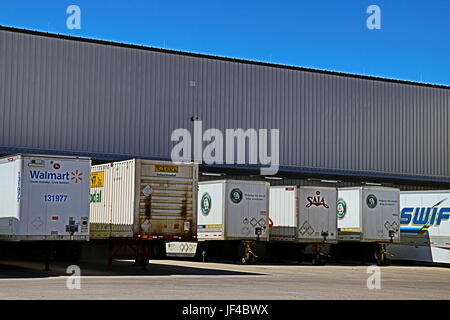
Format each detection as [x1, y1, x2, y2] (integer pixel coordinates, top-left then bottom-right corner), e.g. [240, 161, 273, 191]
[1, 27, 450, 182]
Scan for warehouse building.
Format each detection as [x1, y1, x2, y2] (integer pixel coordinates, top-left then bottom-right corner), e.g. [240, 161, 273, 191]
[0, 26, 449, 189]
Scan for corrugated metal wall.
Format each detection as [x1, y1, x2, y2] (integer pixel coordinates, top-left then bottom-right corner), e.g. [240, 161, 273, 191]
[1, 28, 449, 182]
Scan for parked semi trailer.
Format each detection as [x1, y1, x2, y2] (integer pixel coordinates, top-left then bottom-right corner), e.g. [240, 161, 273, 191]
[335, 186, 400, 265]
[197, 180, 269, 264]
[268, 186, 337, 265]
[89, 159, 198, 268]
[0, 154, 91, 267]
[387, 190, 450, 264]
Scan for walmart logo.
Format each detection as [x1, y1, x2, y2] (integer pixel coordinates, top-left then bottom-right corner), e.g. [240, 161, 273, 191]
[30, 170, 70, 181]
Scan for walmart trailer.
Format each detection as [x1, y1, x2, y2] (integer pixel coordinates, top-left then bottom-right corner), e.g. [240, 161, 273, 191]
[89, 159, 198, 267]
[0, 154, 90, 241]
[387, 190, 450, 264]
[0, 154, 90, 265]
[336, 186, 400, 265]
[197, 180, 269, 263]
[268, 186, 337, 264]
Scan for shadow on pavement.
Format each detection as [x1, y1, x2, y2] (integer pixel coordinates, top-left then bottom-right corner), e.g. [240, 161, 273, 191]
[0, 259, 265, 279]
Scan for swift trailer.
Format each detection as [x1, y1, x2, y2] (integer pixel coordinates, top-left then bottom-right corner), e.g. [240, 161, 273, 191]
[335, 186, 400, 265]
[89, 159, 198, 268]
[387, 190, 450, 264]
[197, 180, 269, 264]
[0, 154, 91, 266]
[268, 186, 337, 265]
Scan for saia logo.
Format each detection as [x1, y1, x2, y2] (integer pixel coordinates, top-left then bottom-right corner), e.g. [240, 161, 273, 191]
[337, 199, 347, 219]
[201, 193, 212, 215]
[366, 194, 378, 208]
[306, 191, 329, 208]
[230, 188, 243, 204]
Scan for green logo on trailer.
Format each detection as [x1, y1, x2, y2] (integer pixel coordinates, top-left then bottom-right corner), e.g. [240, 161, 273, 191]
[201, 193, 212, 215]
[337, 199, 347, 219]
[230, 188, 243, 204]
[90, 190, 102, 203]
[366, 194, 378, 208]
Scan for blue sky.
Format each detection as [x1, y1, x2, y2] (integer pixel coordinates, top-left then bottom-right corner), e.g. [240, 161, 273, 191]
[1, 0, 449, 86]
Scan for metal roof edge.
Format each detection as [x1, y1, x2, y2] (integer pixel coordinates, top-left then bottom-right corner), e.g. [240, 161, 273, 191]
[1, 25, 449, 90]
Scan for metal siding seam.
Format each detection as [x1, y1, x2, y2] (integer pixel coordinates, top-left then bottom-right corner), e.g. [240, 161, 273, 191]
[10, 33, 18, 147]
[418, 86, 423, 175]
[407, 85, 412, 175]
[54, 38, 62, 150]
[445, 90, 449, 176]
[347, 77, 352, 171]
[322, 73, 326, 169]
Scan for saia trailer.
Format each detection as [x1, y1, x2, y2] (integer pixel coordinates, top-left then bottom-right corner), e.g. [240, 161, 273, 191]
[268, 186, 337, 264]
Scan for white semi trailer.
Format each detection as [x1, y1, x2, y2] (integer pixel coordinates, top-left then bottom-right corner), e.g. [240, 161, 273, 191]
[197, 180, 269, 264]
[269, 186, 337, 265]
[387, 190, 450, 264]
[0, 154, 91, 266]
[89, 159, 198, 268]
[336, 186, 400, 265]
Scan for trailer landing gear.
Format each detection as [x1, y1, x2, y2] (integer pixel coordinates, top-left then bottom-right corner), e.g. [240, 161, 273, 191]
[44, 254, 51, 271]
[375, 243, 393, 266]
[241, 240, 257, 265]
[43, 245, 54, 271]
[311, 243, 327, 266]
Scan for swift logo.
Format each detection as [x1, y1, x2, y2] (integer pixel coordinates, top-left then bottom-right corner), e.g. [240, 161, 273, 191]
[70, 170, 83, 183]
[306, 191, 329, 208]
[400, 198, 450, 227]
